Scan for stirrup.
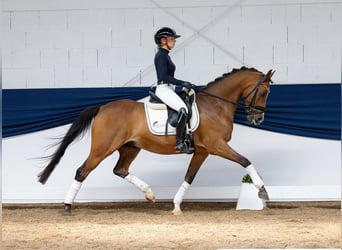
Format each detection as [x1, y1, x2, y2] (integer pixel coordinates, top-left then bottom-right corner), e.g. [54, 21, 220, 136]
[175, 143, 194, 154]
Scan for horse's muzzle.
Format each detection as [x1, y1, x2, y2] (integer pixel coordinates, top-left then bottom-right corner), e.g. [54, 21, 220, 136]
[247, 112, 264, 125]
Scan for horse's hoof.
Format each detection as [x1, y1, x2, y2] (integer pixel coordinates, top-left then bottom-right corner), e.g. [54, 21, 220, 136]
[172, 209, 183, 216]
[258, 186, 270, 200]
[145, 192, 156, 203]
[63, 204, 72, 216]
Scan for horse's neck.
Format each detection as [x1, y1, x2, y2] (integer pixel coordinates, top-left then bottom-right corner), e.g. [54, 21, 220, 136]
[207, 75, 244, 102]
[197, 75, 244, 123]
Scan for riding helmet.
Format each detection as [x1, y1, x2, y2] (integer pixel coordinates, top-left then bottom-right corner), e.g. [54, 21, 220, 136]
[154, 27, 181, 44]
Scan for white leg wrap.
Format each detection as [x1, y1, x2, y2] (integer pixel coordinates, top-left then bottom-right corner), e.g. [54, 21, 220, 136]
[246, 164, 264, 189]
[64, 180, 82, 205]
[173, 181, 190, 207]
[125, 174, 152, 194]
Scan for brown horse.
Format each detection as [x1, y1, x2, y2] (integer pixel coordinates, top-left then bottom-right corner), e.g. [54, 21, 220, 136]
[38, 67, 274, 215]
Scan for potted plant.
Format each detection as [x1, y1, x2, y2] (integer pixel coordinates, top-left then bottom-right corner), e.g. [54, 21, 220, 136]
[241, 174, 253, 184]
[236, 174, 266, 210]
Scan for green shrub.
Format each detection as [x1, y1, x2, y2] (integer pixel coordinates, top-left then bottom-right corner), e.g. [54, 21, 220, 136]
[241, 174, 253, 184]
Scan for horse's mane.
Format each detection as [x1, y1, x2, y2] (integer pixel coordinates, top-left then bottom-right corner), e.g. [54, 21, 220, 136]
[204, 66, 261, 88]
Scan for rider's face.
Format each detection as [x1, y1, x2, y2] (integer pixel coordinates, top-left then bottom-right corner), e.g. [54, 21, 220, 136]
[161, 36, 176, 50]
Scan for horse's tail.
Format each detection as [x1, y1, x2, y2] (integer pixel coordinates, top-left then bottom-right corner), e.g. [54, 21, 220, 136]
[38, 106, 100, 184]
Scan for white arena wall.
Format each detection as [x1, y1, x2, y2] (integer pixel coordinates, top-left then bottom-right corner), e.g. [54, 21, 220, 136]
[2, 0, 341, 87]
[2, 122, 340, 203]
[2, 0, 341, 203]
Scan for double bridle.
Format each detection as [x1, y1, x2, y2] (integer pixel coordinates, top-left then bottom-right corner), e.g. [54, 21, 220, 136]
[197, 74, 270, 114]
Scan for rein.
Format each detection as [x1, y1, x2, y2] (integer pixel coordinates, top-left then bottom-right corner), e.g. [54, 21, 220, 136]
[197, 89, 246, 108]
[196, 74, 267, 113]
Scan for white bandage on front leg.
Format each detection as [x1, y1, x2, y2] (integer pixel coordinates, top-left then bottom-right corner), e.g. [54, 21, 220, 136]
[64, 179, 82, 205]
[246, 164, 264, 189]
[173, 181, 190, 210]
[125, 174, 152, 194]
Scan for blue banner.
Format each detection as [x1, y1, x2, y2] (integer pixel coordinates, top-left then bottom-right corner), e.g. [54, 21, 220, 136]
[235, 84, 341, 140]
[2, 84, 341, 140]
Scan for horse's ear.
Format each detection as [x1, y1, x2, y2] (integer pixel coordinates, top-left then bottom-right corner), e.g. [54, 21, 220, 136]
[264, 69, 275, 83]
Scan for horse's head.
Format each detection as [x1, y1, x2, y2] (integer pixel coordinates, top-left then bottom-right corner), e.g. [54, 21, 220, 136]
[242, 69, 275, 125]
[199, 67, 275, 126]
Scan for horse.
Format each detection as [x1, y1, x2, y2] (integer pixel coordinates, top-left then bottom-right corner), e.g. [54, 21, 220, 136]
[38, 67, 275, 215]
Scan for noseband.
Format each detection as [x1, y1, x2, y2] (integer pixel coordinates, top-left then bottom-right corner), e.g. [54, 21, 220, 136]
[198, 74, 270, 114]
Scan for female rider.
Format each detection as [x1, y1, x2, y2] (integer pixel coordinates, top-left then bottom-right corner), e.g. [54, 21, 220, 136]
[154, 27, 194, 154]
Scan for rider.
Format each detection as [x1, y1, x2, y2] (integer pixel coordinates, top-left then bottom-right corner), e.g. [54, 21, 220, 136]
[154, 27, 195, 154]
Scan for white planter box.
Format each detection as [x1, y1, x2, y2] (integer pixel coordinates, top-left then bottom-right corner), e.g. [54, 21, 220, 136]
[236, 183, 266, 210]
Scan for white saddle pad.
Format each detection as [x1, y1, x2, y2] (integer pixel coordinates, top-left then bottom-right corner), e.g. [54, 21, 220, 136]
[144, 102, 200, 136]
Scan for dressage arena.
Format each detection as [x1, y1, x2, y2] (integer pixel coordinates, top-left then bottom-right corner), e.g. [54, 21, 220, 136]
[2, 0, 341, 249]
[2, 201, 340, 249]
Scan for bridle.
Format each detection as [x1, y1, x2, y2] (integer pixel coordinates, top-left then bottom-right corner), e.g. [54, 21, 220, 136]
[197, 74, 270, 114]
[243, 74, 270, 114]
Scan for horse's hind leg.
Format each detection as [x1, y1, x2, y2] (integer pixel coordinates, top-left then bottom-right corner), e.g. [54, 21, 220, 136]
[113, 143, 155, 203]
[63, 155, 104, 215]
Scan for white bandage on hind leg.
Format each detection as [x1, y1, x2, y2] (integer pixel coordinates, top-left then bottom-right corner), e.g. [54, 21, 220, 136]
[125, 174, 152, 194]
[246, 164, 264, 189]
[173, 181, 190, 207]
[64, 179, 82, 205]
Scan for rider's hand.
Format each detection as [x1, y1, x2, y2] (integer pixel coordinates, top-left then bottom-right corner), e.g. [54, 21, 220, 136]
[182, 81, 194, 90]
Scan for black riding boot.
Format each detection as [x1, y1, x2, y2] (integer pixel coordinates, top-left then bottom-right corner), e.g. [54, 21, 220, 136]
[175, 108, 194, 154]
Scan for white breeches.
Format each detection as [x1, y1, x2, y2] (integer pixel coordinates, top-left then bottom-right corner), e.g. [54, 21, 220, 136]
[155, 84, 188, 113]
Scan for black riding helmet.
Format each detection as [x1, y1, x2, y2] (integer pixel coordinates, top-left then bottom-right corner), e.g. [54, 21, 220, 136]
[154, 27, 181, 45]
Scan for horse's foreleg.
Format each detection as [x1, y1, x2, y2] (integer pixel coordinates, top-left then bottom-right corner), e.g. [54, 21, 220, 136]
[113, 143, 155, 202]
[245, 164, 269, 200]
[211, 143, 269, 201]
[173, 151, 208, 215]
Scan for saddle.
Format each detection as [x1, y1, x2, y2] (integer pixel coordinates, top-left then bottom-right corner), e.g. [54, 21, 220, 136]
[144, 89, 200, 136]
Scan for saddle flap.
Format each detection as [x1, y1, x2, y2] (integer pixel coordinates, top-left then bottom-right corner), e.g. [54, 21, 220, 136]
[145, 88, 199, 135]
[144, 103, 200, 136]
